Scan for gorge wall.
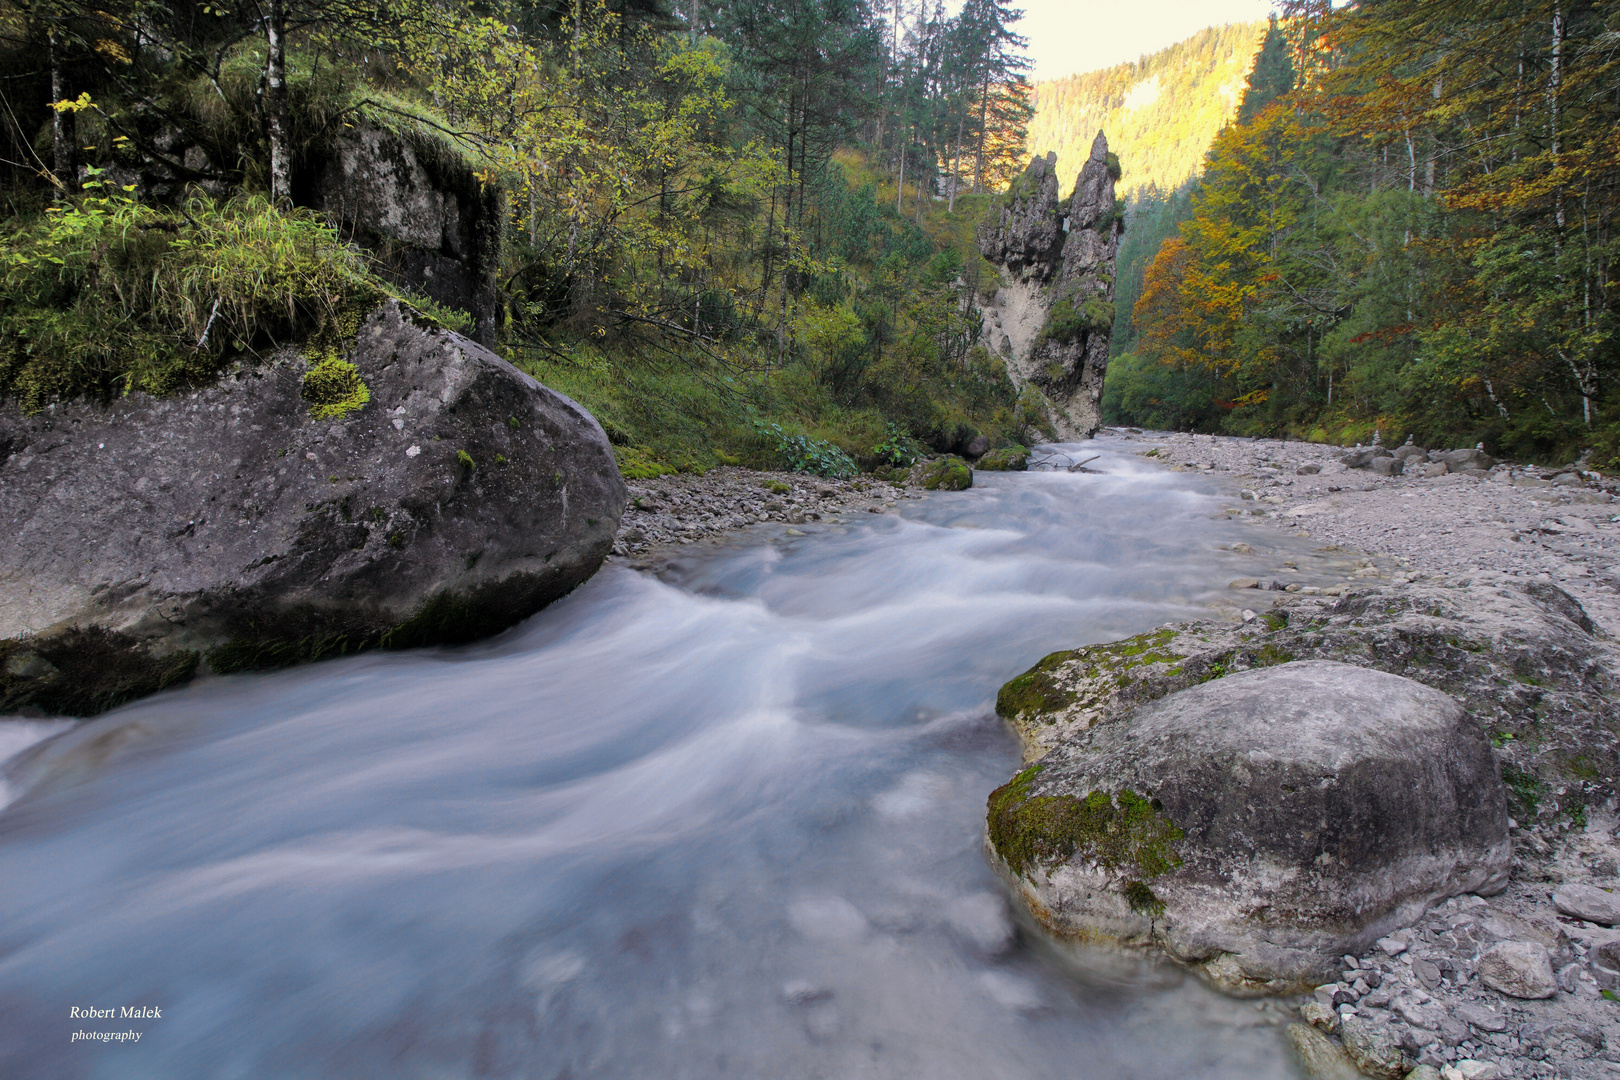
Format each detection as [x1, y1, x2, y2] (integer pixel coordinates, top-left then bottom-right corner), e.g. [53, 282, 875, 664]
[977, 133, 1123, 440]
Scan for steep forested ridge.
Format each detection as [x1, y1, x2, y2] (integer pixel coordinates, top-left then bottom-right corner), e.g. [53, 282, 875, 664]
[1109, 3, 1620, 468]
[1024, 23, 1265, 199]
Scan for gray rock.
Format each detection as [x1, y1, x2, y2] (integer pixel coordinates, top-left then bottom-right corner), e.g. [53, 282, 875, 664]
[0, 302, 624, 715]
[1412, 957, 1442, 989]
[1285, 1022, 1363, 1080]
[1297, 464, 1322, 475]
[309, 127, 501, 344]
[1343, 448, 1394, 468]
[1370, 455, 1406, 477]
[1339, 1016, 1407, 1079]
[1453, 1003, 1507, 1033]
[977, 152, 1064, 281]
[1439, 1016, 1470, 1045]
[986, 661, 1511, 993]
[1477, 941, 1557, 999]
[963, 433, 991, 459]
[1405, 1066, 1443, 1080]
[1418, 462, 1449, 478]
[1551, 883, 1620, 925]
[979, 135, 1121, 440]
[1393, 444, 1428, 461]
[1444, 448, 1496, 473]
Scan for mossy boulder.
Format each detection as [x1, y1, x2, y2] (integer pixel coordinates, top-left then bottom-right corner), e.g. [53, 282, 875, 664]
[988, 575, 1615, 993]
[0, 301, 625, 715]
[976, 445, 1029, 471]
[908, 455, 973, 491]
[987, 661, 1511, 994]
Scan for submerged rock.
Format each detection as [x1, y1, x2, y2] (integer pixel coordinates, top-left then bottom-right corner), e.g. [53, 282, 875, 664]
[0, 302, 624, 714]
[975, 446, 1030, 472]
[986, 661, 1510, 993]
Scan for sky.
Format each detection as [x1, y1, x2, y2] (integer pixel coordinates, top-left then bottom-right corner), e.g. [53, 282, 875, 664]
[1014, 0, 1278, 82]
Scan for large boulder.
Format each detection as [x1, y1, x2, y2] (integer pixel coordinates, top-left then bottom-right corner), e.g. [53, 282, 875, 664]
[0, 302, 624, 715]
[986, 661, 1511, 993]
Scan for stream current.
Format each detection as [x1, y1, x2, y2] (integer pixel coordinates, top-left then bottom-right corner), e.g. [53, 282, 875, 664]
[0, 438, 1357, 1079]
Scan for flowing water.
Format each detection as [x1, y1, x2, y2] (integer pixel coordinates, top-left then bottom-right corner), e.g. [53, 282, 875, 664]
[0, 437, 1362, 1080]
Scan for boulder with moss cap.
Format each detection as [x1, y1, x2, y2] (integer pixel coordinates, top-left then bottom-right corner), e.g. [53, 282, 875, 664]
[0, 300, 624, 715]
[986, 660, 1511, 994]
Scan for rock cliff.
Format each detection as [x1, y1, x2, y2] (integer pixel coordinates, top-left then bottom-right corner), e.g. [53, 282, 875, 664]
[0, 302, 624, 715]
[977, 133, 1123, 440]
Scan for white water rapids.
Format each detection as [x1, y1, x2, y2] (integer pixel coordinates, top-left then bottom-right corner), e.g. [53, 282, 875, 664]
[0, 437, 1361, 1079]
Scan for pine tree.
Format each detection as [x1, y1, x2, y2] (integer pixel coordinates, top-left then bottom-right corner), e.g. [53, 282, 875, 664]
[1236, 15, 1294, 124]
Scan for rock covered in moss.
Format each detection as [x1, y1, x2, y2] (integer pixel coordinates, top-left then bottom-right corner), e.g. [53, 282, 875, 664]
[986, 661, 1511, 994]
[908, 456, 973, 491]
[975, 445, 1029, 471]
[994, 574, 1614, 775]
[0, 301, 624, 715]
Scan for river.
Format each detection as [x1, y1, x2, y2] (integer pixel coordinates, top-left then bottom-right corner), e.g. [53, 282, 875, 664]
[0, 438, 1355, 1079]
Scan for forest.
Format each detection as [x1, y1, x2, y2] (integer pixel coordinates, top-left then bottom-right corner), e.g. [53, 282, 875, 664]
[0, 0, 1037, 479]
[1103, 1, 1620, 468]
[6, 1, 1615, 474]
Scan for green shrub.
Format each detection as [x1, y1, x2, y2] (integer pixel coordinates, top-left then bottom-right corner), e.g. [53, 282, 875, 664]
[0, 176, 391, 411]
[752, 419, 858, 477]
[1037, 296, 1114, 348]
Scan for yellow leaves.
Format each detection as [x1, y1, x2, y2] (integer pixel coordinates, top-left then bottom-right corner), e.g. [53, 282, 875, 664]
[51, 92, 95, 114]
[93, 39, 133, 64]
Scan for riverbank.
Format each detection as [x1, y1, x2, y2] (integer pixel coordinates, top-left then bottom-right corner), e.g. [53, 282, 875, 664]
[607, 468, 920, 566]
[1109, 430, 1620, 1080]
[1117, 430, 1620, 638]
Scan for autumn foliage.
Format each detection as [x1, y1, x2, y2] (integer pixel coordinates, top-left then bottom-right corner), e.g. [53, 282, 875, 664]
[1118, 3, 1620, 465]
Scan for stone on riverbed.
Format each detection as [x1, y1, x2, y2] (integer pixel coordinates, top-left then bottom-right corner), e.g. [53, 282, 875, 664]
[986, 661, 1510, 994]
[908, 456, 973, 491]
[1477, 941, 1557, 999]
[975, 446, 1030, 471]
[1551, 882, 1620, 925]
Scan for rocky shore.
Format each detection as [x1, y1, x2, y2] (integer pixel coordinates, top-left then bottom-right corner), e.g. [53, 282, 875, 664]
[1032, 431, 1620, 1080]
[607, 468, 924, 565]
[1114, 429, 1620, 636]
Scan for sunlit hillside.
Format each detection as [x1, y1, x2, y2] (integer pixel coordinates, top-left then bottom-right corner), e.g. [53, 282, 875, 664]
[1026, 22, 1266, 198]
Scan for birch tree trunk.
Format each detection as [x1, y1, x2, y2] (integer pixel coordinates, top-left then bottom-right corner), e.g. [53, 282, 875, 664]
[264, 0, 292, 206]
[48, 24, 75, 197]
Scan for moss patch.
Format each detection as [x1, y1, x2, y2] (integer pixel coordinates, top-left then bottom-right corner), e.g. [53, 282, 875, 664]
[0, 627, 198, 716]
[987, 766, 1184, 880]
[997, 651, 1079, 721]
[913, 456, 973, 491]
[302, 357, 371, 421]
[1037, 297, 1114, 348]
[976, 445, 1029, 471]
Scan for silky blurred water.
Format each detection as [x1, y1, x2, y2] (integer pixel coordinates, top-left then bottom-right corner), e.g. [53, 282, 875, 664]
[0, 438, 1345, 1079]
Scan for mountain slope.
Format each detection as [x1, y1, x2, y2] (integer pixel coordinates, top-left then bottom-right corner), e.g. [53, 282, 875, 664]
[1026, 22, 1266, 199]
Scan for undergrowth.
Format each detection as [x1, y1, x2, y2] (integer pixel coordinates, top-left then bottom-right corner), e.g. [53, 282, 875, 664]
[0, 173, 391, 411]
